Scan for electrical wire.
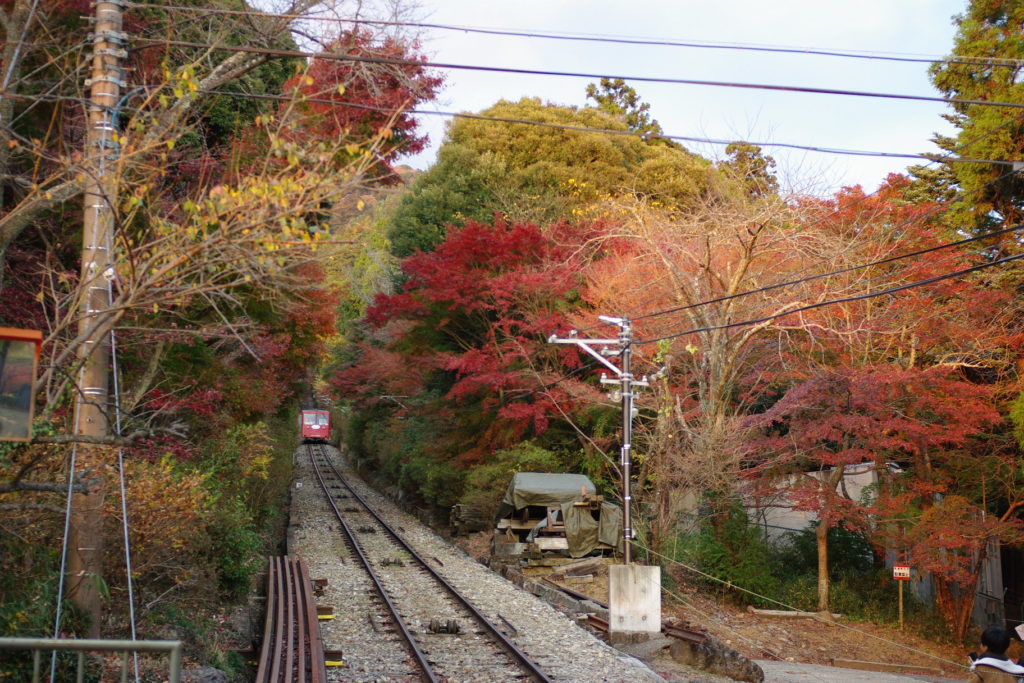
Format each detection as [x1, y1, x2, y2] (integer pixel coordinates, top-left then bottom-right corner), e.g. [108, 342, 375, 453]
[50, 388, 83, 680]
[135, 38, 1024, 112]
[126, 2, 1024, 70]
[196, 87, 1012, 166]
[628, 227, 1013, 348]
[631, 222, 1024, 324]
[636, 250, 1024, 346]
[110, 331, 141, 682]
[570, 111, 1024, 335]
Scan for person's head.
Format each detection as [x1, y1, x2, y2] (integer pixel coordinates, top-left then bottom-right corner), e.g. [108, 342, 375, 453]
[981, 626, 1011, 656]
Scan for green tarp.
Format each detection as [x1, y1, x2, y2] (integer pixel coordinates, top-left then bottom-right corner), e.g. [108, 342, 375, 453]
[497, 472, 597, 518]
[561, 501, 624, 558]
[496, 472, 622, 558]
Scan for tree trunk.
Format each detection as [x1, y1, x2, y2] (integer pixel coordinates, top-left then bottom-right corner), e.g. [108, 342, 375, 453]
[817, 519, 829, 613]
[816, 466, 846, 614]
[934, 545, 985, 642]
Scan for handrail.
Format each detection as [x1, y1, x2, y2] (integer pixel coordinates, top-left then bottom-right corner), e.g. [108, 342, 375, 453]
[0, 637, 183, 683]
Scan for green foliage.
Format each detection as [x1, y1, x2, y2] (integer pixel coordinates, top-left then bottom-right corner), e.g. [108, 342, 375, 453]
[718, 142, 780, 199]
[459, 442, 562, 518]
[386, 144, 514, 257]
[197, 417, 295, 596]
[207, 497, 264, 598]
[771, 571, 948, 637]
[1009, 391, 1024, 449]
[664, 514, 948, 637]
[775, 522, 876, 578]
[399, 456, 464, 508]
[585, 77, 664, 137]
[671, 503, 781, 605]
[385, 97, 711, 256]
[0, 564, 96, 680]
[918, 0, 1024, 231]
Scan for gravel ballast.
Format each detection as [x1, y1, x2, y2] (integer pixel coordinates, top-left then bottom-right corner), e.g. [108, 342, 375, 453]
[287, 444, 664, 682]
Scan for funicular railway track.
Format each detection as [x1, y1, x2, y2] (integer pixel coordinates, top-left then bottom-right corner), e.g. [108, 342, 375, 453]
[306, 442, 553, 682]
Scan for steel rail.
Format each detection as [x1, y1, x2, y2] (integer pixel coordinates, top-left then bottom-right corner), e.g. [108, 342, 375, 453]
[255, 558, 276, 678]
[255, 556, 326, 683]
[308, 443, 553, 683]
[307, 444, 439, 683]
[298, 558, 325, 683]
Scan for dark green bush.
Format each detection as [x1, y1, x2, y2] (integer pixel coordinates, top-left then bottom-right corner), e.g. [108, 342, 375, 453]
[671, 503, 781, 605]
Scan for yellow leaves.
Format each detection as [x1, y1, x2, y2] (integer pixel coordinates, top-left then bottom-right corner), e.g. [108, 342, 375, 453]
[356, 200, 365, 211]
[303, 75, 315, 86]
[686, 343, 699, 355]
[337, 84, 345, 96]
[165, 139, 176, 150]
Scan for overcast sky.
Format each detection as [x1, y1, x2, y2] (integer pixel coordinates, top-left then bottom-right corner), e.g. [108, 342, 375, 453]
[401, 0, 969, 196]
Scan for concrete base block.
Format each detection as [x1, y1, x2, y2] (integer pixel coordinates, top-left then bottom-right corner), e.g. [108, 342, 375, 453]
[609, 564, 661, 634]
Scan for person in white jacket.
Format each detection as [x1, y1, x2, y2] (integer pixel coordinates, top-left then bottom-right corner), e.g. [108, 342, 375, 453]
[968, 626, 1024, 683]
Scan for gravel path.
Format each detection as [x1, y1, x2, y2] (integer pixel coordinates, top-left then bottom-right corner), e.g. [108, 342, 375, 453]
[287, 444, 663, 682]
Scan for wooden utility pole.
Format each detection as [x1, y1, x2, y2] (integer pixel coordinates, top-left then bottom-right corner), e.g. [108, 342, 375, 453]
[68, 0, 125, 637]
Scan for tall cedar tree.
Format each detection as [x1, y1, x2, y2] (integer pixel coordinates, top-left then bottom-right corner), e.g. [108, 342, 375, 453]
[923, 0, 1024, 236]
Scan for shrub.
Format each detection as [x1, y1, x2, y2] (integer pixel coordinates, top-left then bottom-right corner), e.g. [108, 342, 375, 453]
[775, 522, 875, 578]
[670, 502, 781, 605]
[457, 442, 562, 523]
[207, 496, 263, 598]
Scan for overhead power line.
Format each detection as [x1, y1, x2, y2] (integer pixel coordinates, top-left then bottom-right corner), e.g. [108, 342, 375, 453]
[636, 250, 1024, 345]
[196, 87, 1013, 166]
[127, 2, 1024, 70]
[632, 223, 1024, 323]
[136, 38, 1024, 112]
[573, 114, 1024, 333]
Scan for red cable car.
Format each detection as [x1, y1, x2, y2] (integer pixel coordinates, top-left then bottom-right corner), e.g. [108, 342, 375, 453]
[299, 409, 330, 443]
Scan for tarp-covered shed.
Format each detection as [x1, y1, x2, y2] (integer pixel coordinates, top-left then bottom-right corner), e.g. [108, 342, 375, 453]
[497, 472, 596, 519]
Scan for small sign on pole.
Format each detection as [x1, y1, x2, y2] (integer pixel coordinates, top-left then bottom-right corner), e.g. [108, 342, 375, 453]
[893, 563, 910, 629]
[0, 328, 42, 442]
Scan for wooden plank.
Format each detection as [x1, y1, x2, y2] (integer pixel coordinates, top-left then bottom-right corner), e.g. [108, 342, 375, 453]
[533, 537, 569, 550]
[747, 606, 842, 619]
[831, 659, 944, 676]
[497, 518, 544, 530]
[551, 557, 610, 576]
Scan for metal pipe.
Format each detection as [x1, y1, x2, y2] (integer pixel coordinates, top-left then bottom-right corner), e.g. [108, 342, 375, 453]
[619, 318, 633, 564]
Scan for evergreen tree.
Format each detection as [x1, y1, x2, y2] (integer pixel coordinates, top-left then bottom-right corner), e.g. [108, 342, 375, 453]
[585, 77, 664, 138]
[918, 0, 1024, 235]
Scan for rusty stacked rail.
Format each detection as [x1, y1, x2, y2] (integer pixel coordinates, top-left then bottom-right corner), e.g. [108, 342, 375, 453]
[256, 556, 327, 683]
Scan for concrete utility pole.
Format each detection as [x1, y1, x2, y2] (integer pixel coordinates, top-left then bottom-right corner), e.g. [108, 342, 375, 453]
[68, 0, 126, 637]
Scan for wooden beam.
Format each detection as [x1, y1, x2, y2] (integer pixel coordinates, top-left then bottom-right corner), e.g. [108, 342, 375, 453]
[831, 658, 944, 676]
